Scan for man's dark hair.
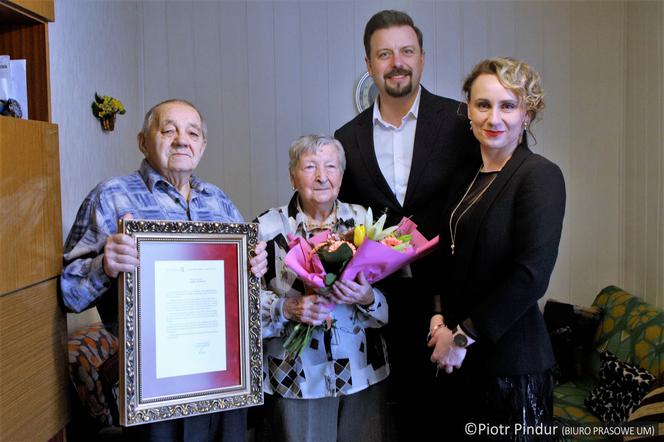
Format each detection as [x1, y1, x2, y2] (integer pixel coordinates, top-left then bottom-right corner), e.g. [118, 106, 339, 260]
[363, 10, 423, 58]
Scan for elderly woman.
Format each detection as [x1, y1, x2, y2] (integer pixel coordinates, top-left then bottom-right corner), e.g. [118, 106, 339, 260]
[427, 58, 565, 438]
[255, 134, 389, 442]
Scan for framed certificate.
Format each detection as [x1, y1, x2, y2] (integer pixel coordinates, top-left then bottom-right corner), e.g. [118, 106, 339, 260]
[118, 220, 262, 426]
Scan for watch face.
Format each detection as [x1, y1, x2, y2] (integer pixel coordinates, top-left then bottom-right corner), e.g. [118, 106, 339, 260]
[355, 72, 378, 113]
[453, 332, 468, 348]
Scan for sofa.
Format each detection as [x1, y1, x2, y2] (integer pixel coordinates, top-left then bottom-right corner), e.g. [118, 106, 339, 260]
[553, 285, 663, 426]
[67, 322, 121, 441]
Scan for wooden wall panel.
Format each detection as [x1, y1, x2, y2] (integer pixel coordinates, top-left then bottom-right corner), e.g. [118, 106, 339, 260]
[7, 0, 54, 22]
[0, 117, 61, 294]
[0, 279, 69, 442]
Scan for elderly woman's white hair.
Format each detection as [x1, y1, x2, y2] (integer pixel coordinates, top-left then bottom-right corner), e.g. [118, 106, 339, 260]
[288, 134, 346, 176]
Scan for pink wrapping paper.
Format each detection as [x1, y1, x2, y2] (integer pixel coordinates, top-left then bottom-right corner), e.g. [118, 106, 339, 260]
[284, 217, 439, 288]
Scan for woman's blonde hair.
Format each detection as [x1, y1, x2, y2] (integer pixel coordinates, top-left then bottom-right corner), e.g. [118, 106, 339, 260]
[462, 57, 545, 124]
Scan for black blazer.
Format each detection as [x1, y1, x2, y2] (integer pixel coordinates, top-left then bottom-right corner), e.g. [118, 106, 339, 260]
[334, 87, 478, 290]
[440, 144, 566, 376]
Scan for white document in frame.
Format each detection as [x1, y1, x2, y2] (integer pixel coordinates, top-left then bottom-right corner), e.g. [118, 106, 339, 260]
[154, 260, 227, 379]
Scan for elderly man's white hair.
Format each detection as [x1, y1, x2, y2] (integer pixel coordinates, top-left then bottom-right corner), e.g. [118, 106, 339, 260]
[140, 99, 208, 139]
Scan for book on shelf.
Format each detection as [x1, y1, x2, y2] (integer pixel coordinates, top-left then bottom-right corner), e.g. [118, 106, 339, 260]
[0, 55, 28, 119]
[0, 55, 9, 100]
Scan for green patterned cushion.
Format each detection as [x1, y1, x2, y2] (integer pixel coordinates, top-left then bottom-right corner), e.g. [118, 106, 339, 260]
[591, 286, 664, 378]
[554, 377, 601, 424]
[554, 286, 663, 426]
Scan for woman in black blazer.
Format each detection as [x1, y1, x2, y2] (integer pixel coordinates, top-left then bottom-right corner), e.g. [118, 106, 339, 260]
[427, 58, 565, 439]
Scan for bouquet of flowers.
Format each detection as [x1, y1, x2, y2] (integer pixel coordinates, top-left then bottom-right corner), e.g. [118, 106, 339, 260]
[282, 209, 438, 358]
[286, 208, 438, 287]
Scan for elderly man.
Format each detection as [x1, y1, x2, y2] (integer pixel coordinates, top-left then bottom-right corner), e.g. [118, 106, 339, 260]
[61, 99, 267, 442]
[334, 10, 478, 439]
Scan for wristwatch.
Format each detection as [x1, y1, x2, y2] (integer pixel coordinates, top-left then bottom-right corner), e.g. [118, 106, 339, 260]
[452, 326, 469, 348]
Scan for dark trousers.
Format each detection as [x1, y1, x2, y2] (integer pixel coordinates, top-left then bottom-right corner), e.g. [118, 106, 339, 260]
[435, 363, 555, 441]
[381, 277, 438, 441]
[124, 409, 247, 442]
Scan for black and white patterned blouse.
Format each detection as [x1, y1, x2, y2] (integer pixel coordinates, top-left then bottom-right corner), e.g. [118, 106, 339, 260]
[256, 193, 390, 399]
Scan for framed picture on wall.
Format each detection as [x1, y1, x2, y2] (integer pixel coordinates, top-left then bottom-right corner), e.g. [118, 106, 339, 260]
[117, 219, 263, 426]
[355, 71, 378, 113]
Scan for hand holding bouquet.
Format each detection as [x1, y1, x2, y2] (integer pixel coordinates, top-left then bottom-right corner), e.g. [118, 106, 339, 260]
[282, 209, 438, 358]
[282, 232, 356, 359]
[282, 292, 335, 359]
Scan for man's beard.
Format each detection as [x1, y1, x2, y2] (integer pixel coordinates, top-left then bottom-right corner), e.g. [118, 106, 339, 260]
[384, 68, 413, 98]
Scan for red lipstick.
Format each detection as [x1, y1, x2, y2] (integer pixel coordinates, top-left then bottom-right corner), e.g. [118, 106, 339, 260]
[484, 130, 503, 138]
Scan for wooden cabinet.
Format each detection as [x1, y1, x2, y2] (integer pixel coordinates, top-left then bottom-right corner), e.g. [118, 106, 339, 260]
[5, 0, 55, 22]
[0, 118, 62, 293]
[0, 2, 69, 441]
[0, 280, 69, 442]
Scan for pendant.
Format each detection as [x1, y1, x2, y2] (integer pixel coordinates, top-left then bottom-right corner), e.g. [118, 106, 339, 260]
[451, 244, 455, 255]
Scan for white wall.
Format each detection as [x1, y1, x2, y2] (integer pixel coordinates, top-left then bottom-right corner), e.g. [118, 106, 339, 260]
[135, 1, 629, 305]
[623, 1, 664, 308]
[51, 1, 664, 311]
[49, 0, 143, 330]
[50, 0, 143, 241]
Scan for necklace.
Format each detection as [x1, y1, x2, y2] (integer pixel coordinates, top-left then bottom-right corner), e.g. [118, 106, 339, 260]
[448, 166, 498, 255]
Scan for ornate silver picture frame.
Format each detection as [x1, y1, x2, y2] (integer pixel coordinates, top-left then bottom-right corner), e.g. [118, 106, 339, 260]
[118, 220, 262, 426]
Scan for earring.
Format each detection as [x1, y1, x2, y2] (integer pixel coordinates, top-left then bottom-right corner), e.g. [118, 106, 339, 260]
[523, 121, 529, 130]
[469, 121, 473, 130]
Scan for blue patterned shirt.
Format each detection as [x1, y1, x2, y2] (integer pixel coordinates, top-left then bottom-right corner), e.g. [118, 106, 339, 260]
[60, 160, 243, 332]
